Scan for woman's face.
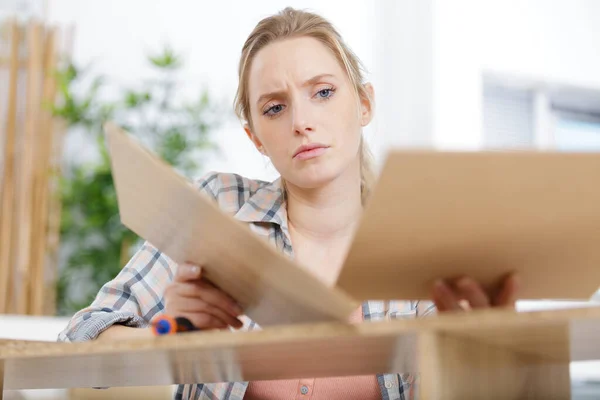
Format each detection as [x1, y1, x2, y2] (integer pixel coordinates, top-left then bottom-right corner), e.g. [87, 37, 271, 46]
[245, 36, 374, 190]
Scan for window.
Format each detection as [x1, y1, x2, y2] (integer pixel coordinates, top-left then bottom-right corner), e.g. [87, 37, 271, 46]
[483, 77, 600, 303]
[483, 75, 600, 152]
[553, 113, 600, 152]
[482, 84, 534, 150]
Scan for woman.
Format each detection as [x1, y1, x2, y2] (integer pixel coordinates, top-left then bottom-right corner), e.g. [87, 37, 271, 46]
[59, 7, 519, 400]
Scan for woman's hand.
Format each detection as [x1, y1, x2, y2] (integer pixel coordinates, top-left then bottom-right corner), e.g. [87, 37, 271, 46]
[163, 263, 244, 330]
[432, 273, 520, 312]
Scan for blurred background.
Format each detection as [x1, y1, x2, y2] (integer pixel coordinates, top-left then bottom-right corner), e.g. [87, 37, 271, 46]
[1, 0, 600, 399]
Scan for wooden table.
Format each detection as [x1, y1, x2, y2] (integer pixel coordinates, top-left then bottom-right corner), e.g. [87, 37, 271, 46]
[2, 306, 600, 400]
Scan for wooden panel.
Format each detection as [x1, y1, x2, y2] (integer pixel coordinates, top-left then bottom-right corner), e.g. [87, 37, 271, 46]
[448, 323, 570, 362]
[338, 150, 600, 301]
[422, 306, 600, 364]
[417, 331, 570, 400]
[2, 322, 417, 390]
[104, 122, 358, 327]
[69, 386, 173, 400]
[2, 306, 600, 391]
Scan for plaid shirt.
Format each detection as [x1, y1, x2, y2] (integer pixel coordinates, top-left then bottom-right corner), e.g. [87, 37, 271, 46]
[58, 172, 436, 400]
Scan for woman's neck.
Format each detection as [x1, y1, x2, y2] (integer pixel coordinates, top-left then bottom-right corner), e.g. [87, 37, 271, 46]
[285, 167, 363, 242]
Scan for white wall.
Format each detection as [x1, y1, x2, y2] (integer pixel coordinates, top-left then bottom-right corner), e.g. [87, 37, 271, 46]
[0, 0, 45, 20]
[373, 0, 434, 150]
[0, 314, 70, 340]
[16, 0, 600, 172]
[46, 0, 379, 181]
[433, 0, 600, 150]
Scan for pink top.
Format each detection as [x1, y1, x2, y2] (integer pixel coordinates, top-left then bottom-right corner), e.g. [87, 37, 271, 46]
[244, 307, 381, 400]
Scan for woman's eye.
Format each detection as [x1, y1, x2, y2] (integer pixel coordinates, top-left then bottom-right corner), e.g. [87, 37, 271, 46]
[316, 88, 334, 99]
[264, 104, 285, 116]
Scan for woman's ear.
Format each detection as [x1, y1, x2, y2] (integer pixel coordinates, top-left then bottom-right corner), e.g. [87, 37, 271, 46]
[244, 124, 267, 155]
[360, 83, 375, 126]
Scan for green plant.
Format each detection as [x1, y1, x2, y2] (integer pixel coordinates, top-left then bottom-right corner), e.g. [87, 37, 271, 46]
[52, 47, 225, 315]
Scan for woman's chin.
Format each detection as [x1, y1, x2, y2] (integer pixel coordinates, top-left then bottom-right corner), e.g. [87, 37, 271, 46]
[287, 169, 340, 190]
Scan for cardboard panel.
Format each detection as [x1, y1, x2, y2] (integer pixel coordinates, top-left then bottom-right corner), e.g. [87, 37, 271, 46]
[104, 123, 357, 327]
[338, 151, 600, 301]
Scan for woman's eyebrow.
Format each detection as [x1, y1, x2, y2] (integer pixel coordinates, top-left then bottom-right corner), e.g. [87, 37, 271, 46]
[256, 74, 337, 106]
[303, 73, 336, 86]
[256, 90, 286, 107]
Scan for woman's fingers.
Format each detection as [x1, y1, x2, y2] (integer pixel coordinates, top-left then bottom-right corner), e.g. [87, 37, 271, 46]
[173, 262, 243, 317]
[168, 297, 243, 329]
[197, 280, 244, 316]
[432, 280, 462, 312]
[175, 281, 243, 318]
[182, 298, 243, 329]
[432, 274, 521, 313]
[179, 312, 228, 330]
[455, 277, 490, 309]
[175, 263, 202, 282]
[493, 274, 520, 307]
[164, 262, 245, 330]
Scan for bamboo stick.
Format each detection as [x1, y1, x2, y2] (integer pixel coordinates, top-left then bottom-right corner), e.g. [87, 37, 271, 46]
[1, 21, 67, 316]
[43, 32, 70, 316]
[31, 27, 58, 316]
[0, 58, 28, 68]
[15, 21, 44, 315]
[44, 118, 66, 316]
[0, 21, 20, 314]
[43, 24, 73, 316]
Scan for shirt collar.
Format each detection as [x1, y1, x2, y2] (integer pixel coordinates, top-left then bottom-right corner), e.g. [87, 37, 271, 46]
[233, 177, 288, 229]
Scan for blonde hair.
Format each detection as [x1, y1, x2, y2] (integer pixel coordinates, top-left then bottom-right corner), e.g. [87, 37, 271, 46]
[234, 7, 376, 204]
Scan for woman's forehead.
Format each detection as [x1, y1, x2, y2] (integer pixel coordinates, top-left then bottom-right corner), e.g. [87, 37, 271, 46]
[248, 37, 345, 95]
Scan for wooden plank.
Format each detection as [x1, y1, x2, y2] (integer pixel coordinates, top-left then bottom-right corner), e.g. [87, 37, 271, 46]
[104, 122, 358, 327]
[0, 21, 20, 314]
[69, 386, 173, 400]
[338, 150, 600, 301]
[417, 331, 571, 400]
[15, 21, 44, 314]
[1, 321, 416, 390]
[2, 306, 600, 391]
[30, 27, 58, 316]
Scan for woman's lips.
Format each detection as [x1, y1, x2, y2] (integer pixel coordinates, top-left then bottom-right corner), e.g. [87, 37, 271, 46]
[293, 146, 328, 160]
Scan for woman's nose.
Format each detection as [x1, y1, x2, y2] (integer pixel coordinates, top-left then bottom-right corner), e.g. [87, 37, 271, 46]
[292, 101, 314, 135]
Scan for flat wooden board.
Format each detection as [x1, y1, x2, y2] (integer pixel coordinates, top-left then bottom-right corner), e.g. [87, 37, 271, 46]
[337, 151, 600, 301]
[3, 306, 600, 390]
[104, 123, 358, 327]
